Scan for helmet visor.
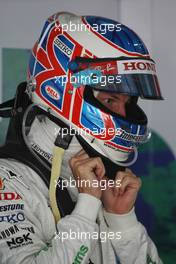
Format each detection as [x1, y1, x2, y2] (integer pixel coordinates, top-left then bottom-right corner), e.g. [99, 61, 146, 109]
[69, 57, 163, 100]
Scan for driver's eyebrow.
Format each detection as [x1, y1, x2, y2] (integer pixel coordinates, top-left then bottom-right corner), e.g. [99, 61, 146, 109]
[110, 94, 120, 99]
[110, 94, 131, 104]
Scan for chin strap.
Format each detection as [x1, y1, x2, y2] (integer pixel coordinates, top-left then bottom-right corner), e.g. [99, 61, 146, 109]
[49, 146, 65, 222]
[49, 132, 72, 223]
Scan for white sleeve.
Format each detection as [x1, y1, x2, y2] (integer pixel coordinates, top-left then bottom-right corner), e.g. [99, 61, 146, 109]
[0, 165, 101, 264]
[103, 208, 163, 264]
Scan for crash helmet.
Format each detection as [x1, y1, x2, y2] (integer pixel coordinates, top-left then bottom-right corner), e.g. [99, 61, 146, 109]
[26, 12, 163, 176]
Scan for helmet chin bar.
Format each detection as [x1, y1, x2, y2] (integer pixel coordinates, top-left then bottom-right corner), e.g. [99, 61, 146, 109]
[98, 140, 138, 167]
[76, 135, 138, 180]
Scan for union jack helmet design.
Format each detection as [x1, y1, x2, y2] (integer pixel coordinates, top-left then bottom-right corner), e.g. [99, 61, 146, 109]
[27, 12, 163, 174]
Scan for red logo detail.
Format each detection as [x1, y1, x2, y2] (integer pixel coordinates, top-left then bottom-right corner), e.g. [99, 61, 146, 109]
[93, 61, 117, 75]
[0, 192, 22, 201]
[105, 141, 133, 152]
[123, 61, 156, 72]
[45, 86, 60, 100]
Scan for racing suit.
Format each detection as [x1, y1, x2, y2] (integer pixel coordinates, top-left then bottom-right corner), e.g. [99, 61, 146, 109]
[0, 117, 163, 264]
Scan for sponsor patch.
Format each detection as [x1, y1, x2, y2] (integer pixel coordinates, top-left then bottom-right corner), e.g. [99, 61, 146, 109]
[0, 225, 19, 240]
[0, 192, 22, 201]
[31, 143, 53, 163]
[45, 86, 60, 100]
[0, 203, 24, 212]
[116, 128, 147, 143]
[118, 59, 156, 75]
[73, 245, 89, 264]
[0, 212, 25, 223]
[6, 233, 33, 249]
[93, 61, 117, 75]
[54, 37, 73, 57]
[20, 226, 35, 234]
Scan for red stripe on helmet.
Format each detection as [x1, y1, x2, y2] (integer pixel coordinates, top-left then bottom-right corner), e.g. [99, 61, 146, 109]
[106, 141, 133, 152]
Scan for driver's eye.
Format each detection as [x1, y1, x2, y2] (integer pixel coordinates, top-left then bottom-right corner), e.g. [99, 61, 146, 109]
[103, 98, 114, 104]
[94, 92, 130, 117]
[97, 96, 120, 113]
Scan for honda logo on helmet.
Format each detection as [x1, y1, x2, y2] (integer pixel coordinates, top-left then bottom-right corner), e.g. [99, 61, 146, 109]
[123, 60, 156, 72]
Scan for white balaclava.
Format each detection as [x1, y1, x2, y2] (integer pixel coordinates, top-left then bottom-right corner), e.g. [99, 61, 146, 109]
[27, 115, 82, 201]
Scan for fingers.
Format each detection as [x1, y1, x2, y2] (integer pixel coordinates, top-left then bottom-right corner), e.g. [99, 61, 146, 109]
[73, 149, 89, 159]
[69, 149, 89, 167]
[120, 175, 141, 195]
[68, 149, 105, 199]
[69, 149, 105, 180]
[114, 169, 141, 195]
[93, 157, 106, 179]
[82, 157, 105, 179]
